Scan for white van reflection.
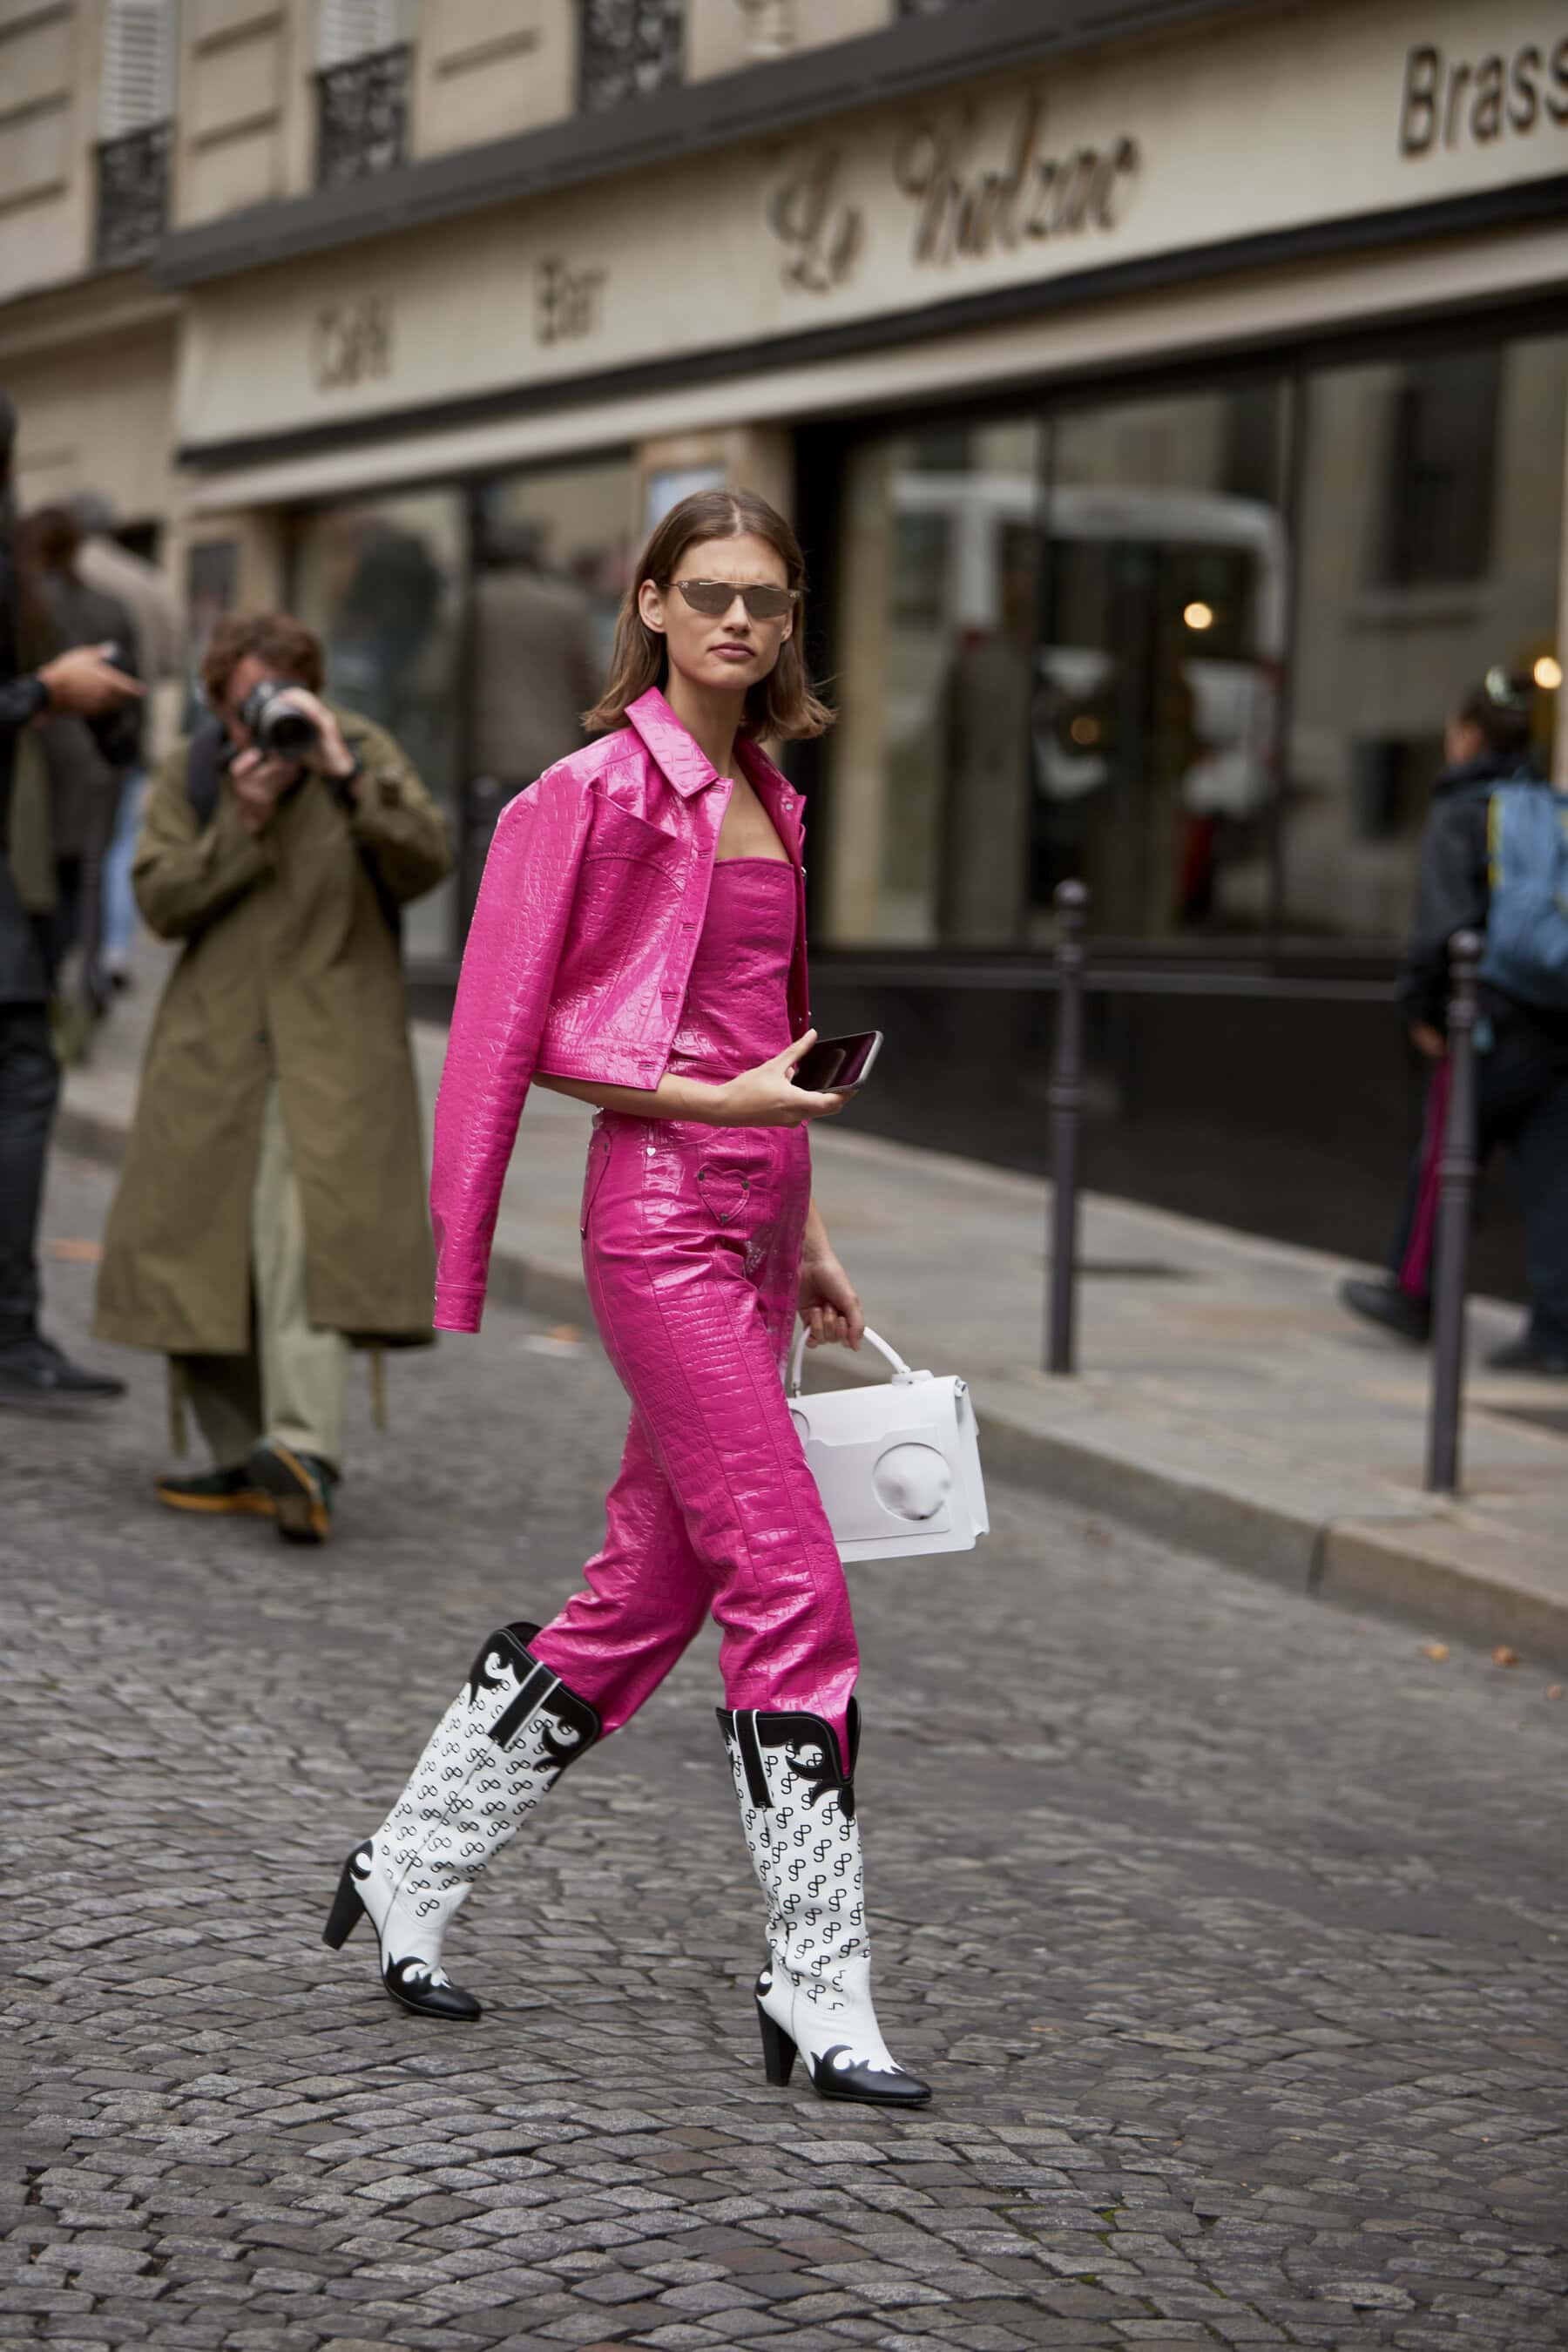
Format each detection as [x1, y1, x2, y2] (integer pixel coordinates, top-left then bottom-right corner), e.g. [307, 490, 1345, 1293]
[890, 471, 1288, 822]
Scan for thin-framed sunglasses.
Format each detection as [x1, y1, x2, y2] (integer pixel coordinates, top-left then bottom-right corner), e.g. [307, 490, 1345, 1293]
[666, 578, 799, 622]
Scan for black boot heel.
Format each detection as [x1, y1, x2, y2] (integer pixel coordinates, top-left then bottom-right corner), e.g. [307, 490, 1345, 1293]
[322, 1858, 366, 1950]
[756, 1998, 798, 2087]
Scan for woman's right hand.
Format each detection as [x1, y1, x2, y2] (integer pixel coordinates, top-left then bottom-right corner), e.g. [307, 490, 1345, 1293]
[715, 1031, 846, 1128]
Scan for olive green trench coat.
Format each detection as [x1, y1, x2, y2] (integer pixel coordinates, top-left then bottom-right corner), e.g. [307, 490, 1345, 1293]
[94, 707, 453, 1357]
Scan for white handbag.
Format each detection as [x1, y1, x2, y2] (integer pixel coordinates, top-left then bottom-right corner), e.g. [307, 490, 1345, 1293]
[786, 1325, 990, 1564]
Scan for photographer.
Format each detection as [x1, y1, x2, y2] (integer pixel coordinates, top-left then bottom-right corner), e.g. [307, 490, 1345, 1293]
[93, 613, 453, 1538]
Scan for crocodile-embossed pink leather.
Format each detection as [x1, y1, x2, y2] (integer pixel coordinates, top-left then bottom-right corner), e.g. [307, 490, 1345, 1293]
[430, 689, 809, 1333]
[529, 857, 858, 1753]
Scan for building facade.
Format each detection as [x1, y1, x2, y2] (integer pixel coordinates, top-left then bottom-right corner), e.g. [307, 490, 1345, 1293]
[3, 0, 1565, 1271]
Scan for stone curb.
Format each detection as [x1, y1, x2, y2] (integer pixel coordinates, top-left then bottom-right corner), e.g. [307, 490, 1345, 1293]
[56, 1101, 1568, 1673]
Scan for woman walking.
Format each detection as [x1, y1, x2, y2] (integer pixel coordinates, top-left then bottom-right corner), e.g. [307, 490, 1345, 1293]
[324, 490, 929, 2109]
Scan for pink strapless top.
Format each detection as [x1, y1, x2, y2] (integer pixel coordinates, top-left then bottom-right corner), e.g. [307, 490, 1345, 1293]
[665, 858, 797, 1083]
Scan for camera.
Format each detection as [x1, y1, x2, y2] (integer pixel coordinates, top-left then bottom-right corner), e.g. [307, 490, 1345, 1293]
[237, 676, 317, 757]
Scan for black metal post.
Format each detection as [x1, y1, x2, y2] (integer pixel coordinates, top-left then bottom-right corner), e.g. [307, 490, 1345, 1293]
[1425, 929, 1483, 1495]
[1047, 879, 1090, 1375]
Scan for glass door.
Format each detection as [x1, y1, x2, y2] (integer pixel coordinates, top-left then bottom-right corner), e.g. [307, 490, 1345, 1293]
[1030, 383, 1290, 943]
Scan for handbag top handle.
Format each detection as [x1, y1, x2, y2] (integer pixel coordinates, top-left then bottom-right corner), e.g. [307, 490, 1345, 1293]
[787, 1324, 913, 1396]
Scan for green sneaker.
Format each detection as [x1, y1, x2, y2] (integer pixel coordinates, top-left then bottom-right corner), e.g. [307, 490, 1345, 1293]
[247, 1440, 338, 1544]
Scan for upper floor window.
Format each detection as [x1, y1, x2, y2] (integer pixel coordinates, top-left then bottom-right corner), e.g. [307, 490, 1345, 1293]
[316, 0, 415, 187]
[1373, 351, 1501, 590]
[579, 0, 684, 114]
[95, 0, 175, 268]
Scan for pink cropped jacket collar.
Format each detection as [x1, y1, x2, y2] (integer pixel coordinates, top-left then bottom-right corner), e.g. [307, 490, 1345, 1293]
[429, 688, 811, 1332]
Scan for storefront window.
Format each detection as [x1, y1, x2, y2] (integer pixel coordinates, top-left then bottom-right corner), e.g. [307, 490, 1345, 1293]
[291, 459, 634, 963]
[1284, 332, 1567, 941]
[828, 419, 1042, 947]
[468, 454, 634, 893]
[1036, 384, 1288, 942]
[827, 387, 1288, 945]
[292, 490, 466, 962]
[470, 456, 632, 781]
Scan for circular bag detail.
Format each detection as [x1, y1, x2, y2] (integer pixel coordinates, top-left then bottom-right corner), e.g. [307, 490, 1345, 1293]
[789, 1409, 811, 1444]
[871, 1441, 953, 1524]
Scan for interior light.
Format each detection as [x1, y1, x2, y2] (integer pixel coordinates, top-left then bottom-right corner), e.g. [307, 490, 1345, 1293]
[1069, 714, 1101, 747]
[1534, 654, 1564, 692]
[1183, 601, 1214, 632]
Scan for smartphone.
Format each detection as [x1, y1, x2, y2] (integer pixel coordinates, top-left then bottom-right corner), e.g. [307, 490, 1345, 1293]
[791, 1030, 883, 1093]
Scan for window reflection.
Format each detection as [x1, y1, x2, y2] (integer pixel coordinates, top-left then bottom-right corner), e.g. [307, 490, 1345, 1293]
[468, 456, 633, 903]
[1284, 335, 1566, 939]
[1037, 388, 1288, 941]
[292, 490, 464, 961]
[828, 389, 1289, 946]
[830, 421, 1042, 946]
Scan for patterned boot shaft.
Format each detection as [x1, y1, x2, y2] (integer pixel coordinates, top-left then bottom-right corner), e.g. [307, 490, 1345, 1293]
[719, 1704, 927, 2105]
[357, 1623, 600, 2005]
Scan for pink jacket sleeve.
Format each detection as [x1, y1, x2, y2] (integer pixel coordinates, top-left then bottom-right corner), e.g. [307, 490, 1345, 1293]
[430, 767, 591, 1331]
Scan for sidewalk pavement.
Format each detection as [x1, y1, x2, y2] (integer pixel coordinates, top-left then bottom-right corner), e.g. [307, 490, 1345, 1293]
[60, 943, 1568, 1667]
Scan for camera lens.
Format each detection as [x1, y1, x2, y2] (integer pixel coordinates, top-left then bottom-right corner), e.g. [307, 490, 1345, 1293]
[240, 678, 316, 758]
[260, 706, 316, 755]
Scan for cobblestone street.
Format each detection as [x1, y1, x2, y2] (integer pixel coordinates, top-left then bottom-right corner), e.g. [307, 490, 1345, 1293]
[4, 1154, 1566, 2352]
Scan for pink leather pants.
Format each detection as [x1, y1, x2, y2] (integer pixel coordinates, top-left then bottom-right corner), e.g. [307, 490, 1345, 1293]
[529, 1114, 859, 1761]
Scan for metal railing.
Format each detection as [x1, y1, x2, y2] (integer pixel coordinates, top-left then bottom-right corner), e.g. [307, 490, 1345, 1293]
[316, 44, 411, 188]
[579, 0, 684, 112]
[93, 122, 171, 270]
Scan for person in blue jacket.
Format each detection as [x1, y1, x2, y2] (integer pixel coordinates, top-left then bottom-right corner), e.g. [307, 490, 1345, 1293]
[1342, 672, 1568, 1375]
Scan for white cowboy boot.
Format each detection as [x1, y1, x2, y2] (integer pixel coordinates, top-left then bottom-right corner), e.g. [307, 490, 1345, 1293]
[719, 1702, 930, 2106]
[324, 1622, 599, 2019]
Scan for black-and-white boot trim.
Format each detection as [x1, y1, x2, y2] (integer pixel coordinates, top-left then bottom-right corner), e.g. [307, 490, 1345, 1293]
[718, 1703, 930, 2107]
[324, 1622, 599, 2019]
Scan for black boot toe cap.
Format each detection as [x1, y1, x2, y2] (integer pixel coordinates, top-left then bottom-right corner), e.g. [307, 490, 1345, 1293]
[383, 1957, 482, 2021]
[810, 2048, 932, 2106]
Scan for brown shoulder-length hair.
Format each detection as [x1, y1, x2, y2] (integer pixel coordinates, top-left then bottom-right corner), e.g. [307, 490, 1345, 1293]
[585, 487, 834, 741]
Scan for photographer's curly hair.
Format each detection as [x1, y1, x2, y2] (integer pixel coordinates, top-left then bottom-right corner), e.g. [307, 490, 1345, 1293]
[201, 612, 325, 707]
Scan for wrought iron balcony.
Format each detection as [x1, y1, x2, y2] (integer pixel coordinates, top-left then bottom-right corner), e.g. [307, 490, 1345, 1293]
[94, 122, 171, 270]
[316, 43, 411, 188]
[579, 0, 684, 114]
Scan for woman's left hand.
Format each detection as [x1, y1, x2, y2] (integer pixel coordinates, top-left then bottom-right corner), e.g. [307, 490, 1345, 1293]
[799, 1247, 865, 1351]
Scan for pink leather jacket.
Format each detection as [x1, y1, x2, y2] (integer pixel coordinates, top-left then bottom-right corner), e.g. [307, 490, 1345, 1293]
[430, 687, 811, 1332]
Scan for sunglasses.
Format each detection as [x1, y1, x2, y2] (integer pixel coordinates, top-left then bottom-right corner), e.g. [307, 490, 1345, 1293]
[667, 578, 799, 622]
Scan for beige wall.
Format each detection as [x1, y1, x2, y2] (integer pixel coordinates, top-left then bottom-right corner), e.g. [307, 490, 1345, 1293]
[0, 0, 104, 302]
[4, 309, 179, 524]
[175, 0, 310, 228]
[177, 0, 1568, 456]
[686, 0, 891, 80]
[412, 0, 574, 159]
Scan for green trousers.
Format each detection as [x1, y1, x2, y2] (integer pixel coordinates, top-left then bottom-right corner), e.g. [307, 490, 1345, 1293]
[175, 1085, 348, 1474]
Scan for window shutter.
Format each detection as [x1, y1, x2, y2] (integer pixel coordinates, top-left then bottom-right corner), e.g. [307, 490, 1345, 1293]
[100, 0, 174, 139]
[318, 0, 410, 69]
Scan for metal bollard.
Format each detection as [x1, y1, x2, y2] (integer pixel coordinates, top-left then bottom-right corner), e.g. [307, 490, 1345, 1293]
[1046, 879, 1090, 1375]
[1424, 929, 1484, 1494]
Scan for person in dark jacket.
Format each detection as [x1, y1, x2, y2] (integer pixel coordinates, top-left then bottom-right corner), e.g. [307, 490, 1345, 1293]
[0, 390, 143, 1407]
[1342, 673, 1568, 1375]
[23, 504, 142, 1014]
